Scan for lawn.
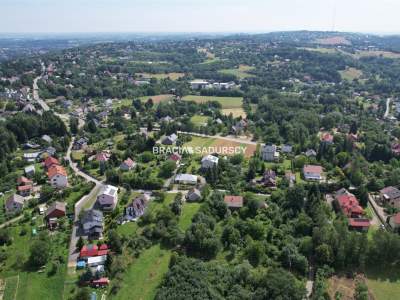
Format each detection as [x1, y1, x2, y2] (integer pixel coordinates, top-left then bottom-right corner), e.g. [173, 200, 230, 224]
[3, 276, 18, 300]
[182, 95, 243, 109]
[112, 244, 172, 300]
[116, 221, 138, 238]
[178, 202, 201, 231]
[366, 267, 400, 300]
[183, 136, 255, 158]
[71, 150, 84, 161]
[219, 64, 255, 79]
[190, 115, 209, 126]
[0, 223, 68, 300]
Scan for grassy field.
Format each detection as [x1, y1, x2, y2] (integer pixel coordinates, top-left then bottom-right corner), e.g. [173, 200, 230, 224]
[183, 136, 256, 158]
[300, 47, 338, 54]
[219, 64, 255, 79]
[182, 95, 243, 109]
[339, 67, 363, 81]
[366, 267, 400, 300]
[113, 94, 174, 108]
[190, 115, 209, 126]
[0, 223, 68, 300]
[178, 202, 201, 231]
[116, 221, 138, 238]
[113, 244, 171, 300]
[136, 73, 185, 80]
[354, 50, 400, 59]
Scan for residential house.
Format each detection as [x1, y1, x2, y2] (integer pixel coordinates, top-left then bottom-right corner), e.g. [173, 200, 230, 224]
[335, 192, 364, 218]
[162, 133, 178, 145]
[41, 134, 53, 144]
[41, 146, 56, 158]
[169, 153, 182, 164]
[392, 143, 400, 156]
[81, 209, 104, 238]
[348, 218, 370, 232]
[224, 195, 243, 210]
[231, 119, 248, 134]
[160, 116, 173, 123]
[262, 170, 277, 188]
[303, 165, 323, 181]
[96, 185, 118, 211]
[23, 152, 40, 162]
[125, 194, 151, 220]
[186, 188, 202, 202]
[24, 165, 36, 177]
[380, 186, 400, 208]
[17, 176, 33, 197]
[201, 155, 219, 169]
[96, 152, 111, 162]
[44, 156, 60, 169]
[190, 80, 209, 89]
[261, 144, 279, 161]
[120, 158, 136, 171]
[91, 278, 110, 288]
[175, 174, 198, 185]
[282, 144, 293, 154]
[5, 194, 25, 214]
[305, 149, 317, 157]
[73, 137, 89, 150]
[80, 244, 108, 259]
[285, 171, 296, 186]
[320, 132, 334, 144]
[45, 201, 66, 230]
[87, 255, 107, 267]
[389, 213, 400, 229]
[47, 165, 68, 188]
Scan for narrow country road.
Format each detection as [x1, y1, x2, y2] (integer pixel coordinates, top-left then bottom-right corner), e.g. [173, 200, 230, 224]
[383, 97, 391, 119]
[0, 215, 23, 229]
[33, 77, 50, 111]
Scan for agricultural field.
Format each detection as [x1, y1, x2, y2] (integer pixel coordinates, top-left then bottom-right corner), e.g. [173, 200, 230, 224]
[182, 95, 243, 109]
[221, 108, 246, 118]
[353, 50, 400, 59]
[136, 72, 185, 80]
[219, 64, 255, 79]
[113, 94, 174, 108]
[314, 36, 351, 45]
[300, 47, 339, 54]
[339, 67, 363, 81]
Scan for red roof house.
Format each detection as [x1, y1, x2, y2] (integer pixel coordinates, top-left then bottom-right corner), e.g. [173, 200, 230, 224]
[80, 244, 108, 258]
[169, 153, 182, 162]
[349, 218, 370, 231]
[17, 176, 33, 186]
[44, 156, 60, 169]
[80, 244, 98, 258]
[336, 194, 364, 218]
[91, 277, 109, 287]
[321, 132, 334, 143]
[224, 195, 243, 209]
[96, 152, 110, 162]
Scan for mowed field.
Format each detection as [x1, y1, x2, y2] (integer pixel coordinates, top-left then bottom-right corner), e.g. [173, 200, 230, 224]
[353, 50, 400, 59]
[314, 36, 351, 45]
[113, 94, 174, 108]
[182, 95, 246, 117]
[339, 67, 363, 81]
[183, 136, 256, 158]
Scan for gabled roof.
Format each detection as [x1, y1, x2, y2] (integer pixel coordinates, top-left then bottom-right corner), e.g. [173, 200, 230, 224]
[201, 154, 219, 163]
[45, 201, 66, 218]
[380, 186, 400, 200]
[6, 194, 24, 206]
[121, 158, 135, 168]
[349, 218, 370, 228]
[47, 165, 67, 178]
[44, 156, 59, 169]
[303, 165, 323, 174]
[98, 185, 118, 197]
[224, 195, 243, 208]
[18, 176, 32, 185]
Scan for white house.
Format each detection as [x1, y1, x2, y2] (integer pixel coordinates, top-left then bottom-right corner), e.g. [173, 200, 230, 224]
[96, 185, 118, 210]
[201, 155, 219, 169]
[261, 145, 279, 161]
[190, 80, 209, 89]
[303, 165, 323, 181]
[87, 255, 107, 267]
[175, 174, 198, 185]
[5, 194, 25, 214]
[47, 165, 68, 188]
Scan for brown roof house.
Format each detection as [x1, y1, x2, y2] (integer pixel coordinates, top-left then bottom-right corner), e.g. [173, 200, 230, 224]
[45, 201, 66, 230]
[224, 195, 243, 210]
[380, 186, 400, 209]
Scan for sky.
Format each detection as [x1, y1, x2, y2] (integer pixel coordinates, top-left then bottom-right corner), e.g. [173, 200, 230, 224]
[0, 0, 399, 34]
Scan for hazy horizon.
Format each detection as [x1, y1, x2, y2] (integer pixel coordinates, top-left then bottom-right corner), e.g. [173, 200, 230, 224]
[1, 0, 399, 34]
